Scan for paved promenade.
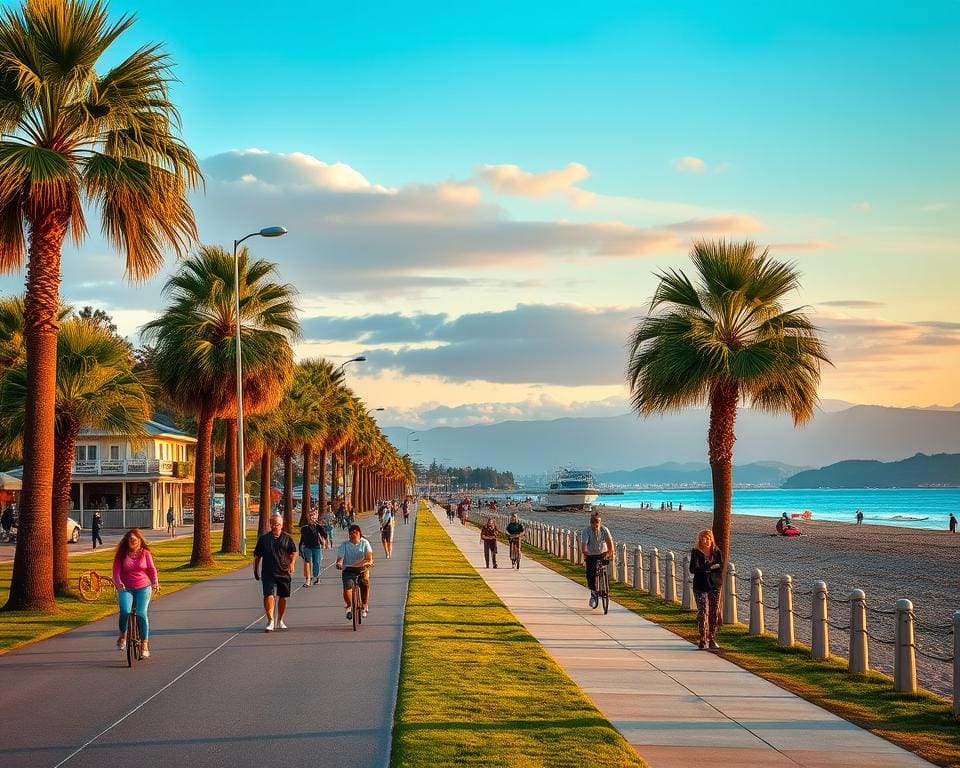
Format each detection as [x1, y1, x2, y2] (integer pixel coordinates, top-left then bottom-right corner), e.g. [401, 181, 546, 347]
[0, 513, 414, 768]
[429, 503, 935, 768]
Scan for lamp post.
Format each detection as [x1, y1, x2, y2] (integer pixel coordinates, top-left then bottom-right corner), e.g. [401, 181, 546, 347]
[336, 356, 367, 507]
[234, 225, 287, 555]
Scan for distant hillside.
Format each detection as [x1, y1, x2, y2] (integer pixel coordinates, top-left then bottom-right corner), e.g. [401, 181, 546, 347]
[596, 461, 805, 487]
[383, 405, 960, 475]
[782, 453, 960, 488]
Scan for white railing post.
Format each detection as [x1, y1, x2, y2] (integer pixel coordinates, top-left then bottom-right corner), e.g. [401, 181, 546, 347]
[778, 575, 795, 647]
[650, 548, 661, 598]
[633, 546, 642, 590]
[665, 551, 677, 603]
[575, 531, 582, 565]
[723, 563, 737, 625]
[620, 543, 628, 584]
[749, 569, 764, 635]
[636, 545, 645, 591]
[811, 581, 829, 660]
[681, 554, 694, 609]
[953, 611, 960, 718]
[894, 599, 917, 693]
[849, 589, 869, 674]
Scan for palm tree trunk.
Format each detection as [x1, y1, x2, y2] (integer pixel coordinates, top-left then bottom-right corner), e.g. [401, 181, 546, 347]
[300, 444, 313, 526]
[318, 448, 327, 517]
[52, 424, 80, 596]
[331, 453, 340, 502]
[191, 408, 216, 567]
[221, 419, 240, 553]
[4, 213, 68, 612]
[258, 447, 272, 535]
[708, 380, 739, 567]
[283, 452, 294, 533]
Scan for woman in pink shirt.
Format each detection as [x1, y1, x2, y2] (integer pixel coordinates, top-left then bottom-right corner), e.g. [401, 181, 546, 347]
[112, 528, 160, 657]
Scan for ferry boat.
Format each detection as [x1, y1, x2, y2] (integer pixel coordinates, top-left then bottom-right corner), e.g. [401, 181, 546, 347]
[542, 468, 600, 509]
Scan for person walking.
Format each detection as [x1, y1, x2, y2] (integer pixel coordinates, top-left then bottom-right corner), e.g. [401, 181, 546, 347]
[380, 504, 395, 559]
[113, 528, 160, 657]
[402, 498, 410, 524]
[299, 512, 324, 586]
[166, 507, 176, 537]
[253, 514, 297, 631]
[480, 518, 499, 568]
[950, 512, 957, 533]
[689, 529, 724, 650]
[0, 503, 13, 540]
[319, 503, 335, 549]
[91, 510, 104, 549]
[855, 509, 864, 525]
[580, 513, 614, 609]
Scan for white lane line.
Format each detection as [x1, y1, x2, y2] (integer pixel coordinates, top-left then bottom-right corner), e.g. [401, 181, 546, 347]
[54, 559, 343, 767]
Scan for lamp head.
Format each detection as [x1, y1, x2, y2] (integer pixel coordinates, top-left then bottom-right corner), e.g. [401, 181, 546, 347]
[351, 356, 367, 363]
[259, 226, 288, 238]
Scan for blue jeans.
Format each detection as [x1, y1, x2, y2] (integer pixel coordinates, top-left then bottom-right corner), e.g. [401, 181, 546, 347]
[305, 546, 322, 579]
[118, 586, 152, 639]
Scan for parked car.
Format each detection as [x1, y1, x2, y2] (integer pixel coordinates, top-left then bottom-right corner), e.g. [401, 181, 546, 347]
[182, 507, 194, 523]
[67, 517, 81, 543]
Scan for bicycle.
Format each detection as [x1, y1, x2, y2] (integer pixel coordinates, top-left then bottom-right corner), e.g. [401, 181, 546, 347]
[342, 564, 373, 631]
[508, 535, 522, 569]
[594, 558, 610, 615]
[78, 570, 116, 602]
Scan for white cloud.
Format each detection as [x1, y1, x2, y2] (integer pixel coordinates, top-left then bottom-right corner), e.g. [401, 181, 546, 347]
[673, 156, 706, 174]
[920, 202, 948, 213]
[850, 201, 871, 212]
[476, 162, 595, 207]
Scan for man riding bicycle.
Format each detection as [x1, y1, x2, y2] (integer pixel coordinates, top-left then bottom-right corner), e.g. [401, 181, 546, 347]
[335, 524, 374, 620]
[505, 513, 525, 555]
[580, 512, 614, 609]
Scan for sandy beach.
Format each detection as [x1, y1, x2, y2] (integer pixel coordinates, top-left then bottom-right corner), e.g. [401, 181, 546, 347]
[520, 502, 960, 700]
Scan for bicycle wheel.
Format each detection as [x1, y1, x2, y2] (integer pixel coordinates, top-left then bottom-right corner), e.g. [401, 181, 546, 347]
[78, 571, 102, 602]
[599, 567, 610, 615]
[126, 614, 138, 667]
[349, 580, 359, 631]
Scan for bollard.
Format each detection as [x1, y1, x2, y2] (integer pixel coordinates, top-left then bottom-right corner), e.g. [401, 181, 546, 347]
[778, 575, 795, 647]
[620, 543, 628, 584]
[575, 531, 582, 565]
[650, 548, 662, 598]
[953, 611, 960, 718]
[848, 589, 869, 674]
[681, 554, 694, 610]
[723, 563, 737, 625]
[568, 530, 575, 562]
[633, 546, 642, 589]
[636, 545, 646, 591]
[749, 569, 764, 635]
[894, 599, 917, 693]
[665, 551, 677, 603]
[611, 545, 619, 584]
[562, 529, 569, 561]
[811, 581, 830, 660]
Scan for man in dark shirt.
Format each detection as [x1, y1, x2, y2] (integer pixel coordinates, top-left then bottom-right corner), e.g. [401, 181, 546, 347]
[253, 514, 297, 632]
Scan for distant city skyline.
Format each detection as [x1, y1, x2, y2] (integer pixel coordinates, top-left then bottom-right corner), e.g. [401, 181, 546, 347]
[0, 1, 957, 427]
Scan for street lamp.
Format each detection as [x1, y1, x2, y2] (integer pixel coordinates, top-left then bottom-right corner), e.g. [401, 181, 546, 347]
[337, 356, 367, 505]
[234, 225, 287, 556]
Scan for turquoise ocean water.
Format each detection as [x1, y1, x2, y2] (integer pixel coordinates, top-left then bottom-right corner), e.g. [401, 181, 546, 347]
[501, 488, 960, 531]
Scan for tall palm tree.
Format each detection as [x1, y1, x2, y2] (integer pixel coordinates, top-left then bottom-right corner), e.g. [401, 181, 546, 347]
[0, 319, 151, 594]
[0, 1, 201, 611]
[142, 246, 298, 566]
[626, 239, 830, 563]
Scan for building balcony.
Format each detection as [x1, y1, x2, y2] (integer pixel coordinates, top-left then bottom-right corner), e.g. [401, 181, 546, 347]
[72, 459, 193, 477]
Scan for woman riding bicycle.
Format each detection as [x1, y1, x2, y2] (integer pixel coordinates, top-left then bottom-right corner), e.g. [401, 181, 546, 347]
[112, 528, 160, 657]
[580, 513, 613, 610]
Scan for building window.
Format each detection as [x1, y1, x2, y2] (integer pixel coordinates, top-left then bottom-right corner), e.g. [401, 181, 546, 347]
[127, 482, 150, 510]
[75, 445, 98, 462]
[109, 445, 120, 461]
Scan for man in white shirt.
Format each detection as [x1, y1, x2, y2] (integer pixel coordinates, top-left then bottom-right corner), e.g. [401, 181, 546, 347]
[380, 505, 395, 559]
[335, 524, 374, 619]
[580, 513, 614, 609]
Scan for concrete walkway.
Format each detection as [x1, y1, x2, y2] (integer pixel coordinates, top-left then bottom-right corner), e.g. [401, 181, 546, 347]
[0, 513, 414, 768]
[429, 503, 935, 768]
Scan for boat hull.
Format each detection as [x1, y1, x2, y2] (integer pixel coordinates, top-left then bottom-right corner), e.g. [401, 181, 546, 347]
[542, 490, 600, 508]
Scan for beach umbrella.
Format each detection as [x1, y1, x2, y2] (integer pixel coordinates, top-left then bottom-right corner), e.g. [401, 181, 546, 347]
[0, 472, 22, 490]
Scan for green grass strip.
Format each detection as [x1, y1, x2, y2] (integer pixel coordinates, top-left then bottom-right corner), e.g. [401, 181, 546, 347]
[520, 542, 960, 768]
[391, 508, 646, 768]
[0, 531, 253, 652]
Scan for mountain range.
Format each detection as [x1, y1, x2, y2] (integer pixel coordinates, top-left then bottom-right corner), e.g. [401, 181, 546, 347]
[594, 461, 805, 487]
[782, 452, 960, 488]
[383, 404, 960, 475]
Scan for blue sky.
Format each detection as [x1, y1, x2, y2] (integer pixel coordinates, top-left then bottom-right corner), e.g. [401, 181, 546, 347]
[2, 1, 958, 426]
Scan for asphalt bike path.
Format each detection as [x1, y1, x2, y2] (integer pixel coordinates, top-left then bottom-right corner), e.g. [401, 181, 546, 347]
[429, 503, 934, 768]
[0, 512, 415, 768]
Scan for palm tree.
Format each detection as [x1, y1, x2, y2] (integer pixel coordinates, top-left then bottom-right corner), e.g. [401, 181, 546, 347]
[142, 246, 298, 565]
[626, 239, 830, 563]
[0, 1, 201, 611]
[0, 319, 151, 594]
